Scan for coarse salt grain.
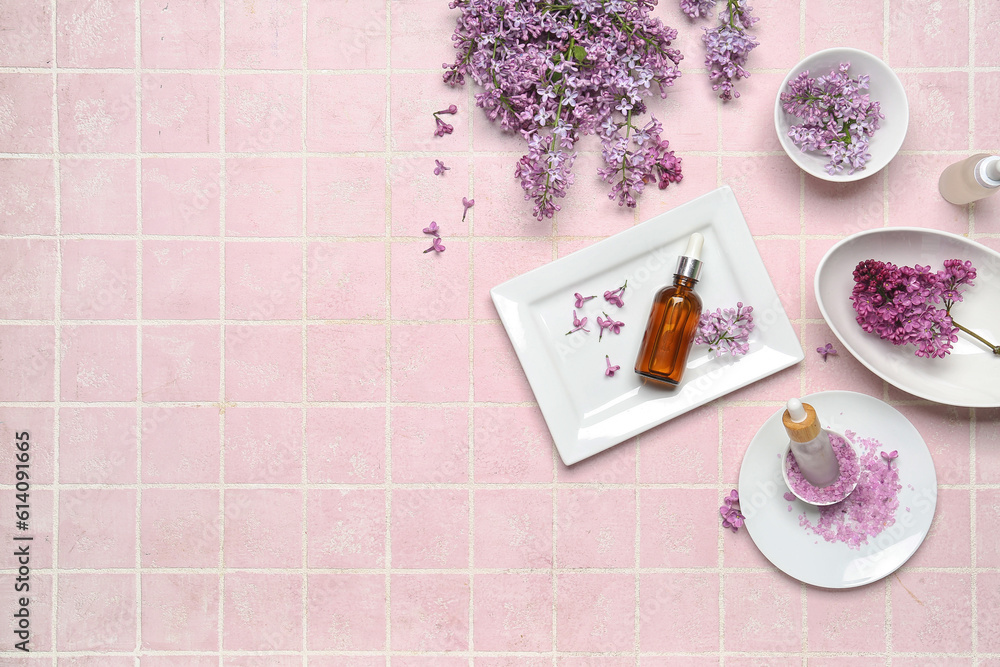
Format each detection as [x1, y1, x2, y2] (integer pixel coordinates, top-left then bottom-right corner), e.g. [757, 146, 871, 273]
[795, 430, 902, 550]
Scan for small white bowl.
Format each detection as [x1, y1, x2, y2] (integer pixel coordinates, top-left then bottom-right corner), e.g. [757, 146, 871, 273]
[773, 47, 908, 182]
[781, 428, 861, 506]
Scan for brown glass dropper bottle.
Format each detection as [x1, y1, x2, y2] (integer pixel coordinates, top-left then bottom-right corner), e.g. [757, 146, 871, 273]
[634, 232, 704, 386]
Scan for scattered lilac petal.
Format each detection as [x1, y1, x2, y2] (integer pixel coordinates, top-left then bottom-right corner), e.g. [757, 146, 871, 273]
[433, 159, 450, 176]
[816, 343, 837, 362]
[422, 221, 440, 237]
[574, 292, 596, 309]
[604, 355, 621, 377]
[423, 237, 446, 254]
[462, 196, 475, 221]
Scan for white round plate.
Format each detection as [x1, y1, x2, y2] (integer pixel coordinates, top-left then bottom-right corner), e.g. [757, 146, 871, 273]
[774, 47, 908, 182]
[815, 227, 1000, 407]
[739, 391, 937, 589]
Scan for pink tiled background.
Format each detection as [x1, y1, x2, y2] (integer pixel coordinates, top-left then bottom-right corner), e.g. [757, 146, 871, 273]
[0, 0, 997, 663]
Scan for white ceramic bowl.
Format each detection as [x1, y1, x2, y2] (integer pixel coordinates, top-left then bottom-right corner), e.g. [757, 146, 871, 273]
[780, 429, 860, 506]
[773, 47, 908, 182]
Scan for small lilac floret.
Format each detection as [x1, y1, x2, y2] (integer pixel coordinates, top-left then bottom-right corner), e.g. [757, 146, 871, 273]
[604, 355, 620, 377]
[694, 301, 754, 356]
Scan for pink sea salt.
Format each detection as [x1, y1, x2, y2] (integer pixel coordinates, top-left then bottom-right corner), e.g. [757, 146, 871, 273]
[785, 432, 861, 504]
[796, 430, 903, 550]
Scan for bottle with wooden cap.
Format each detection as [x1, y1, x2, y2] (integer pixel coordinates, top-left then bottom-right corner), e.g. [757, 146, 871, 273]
[782, 398, 839, 488]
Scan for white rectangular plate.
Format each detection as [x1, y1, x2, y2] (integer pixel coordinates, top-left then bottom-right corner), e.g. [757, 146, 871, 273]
[490, 186, 804, 465]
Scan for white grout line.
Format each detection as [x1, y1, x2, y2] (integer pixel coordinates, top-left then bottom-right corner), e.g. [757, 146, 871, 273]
[49, 0, 59, 659]
[133, 0, 143, 658]
[300, 0, 309, 661]
[217, 0, 227, 662]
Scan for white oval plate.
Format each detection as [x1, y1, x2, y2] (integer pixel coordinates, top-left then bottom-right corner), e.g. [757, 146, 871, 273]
[815, 227, 1000, 408]
[774, 47, 908, 182]
[739, 391, 936, 589]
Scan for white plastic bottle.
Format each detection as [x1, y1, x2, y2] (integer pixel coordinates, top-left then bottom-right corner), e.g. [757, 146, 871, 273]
[782, 398, 839, 488]
[939, 153, 1000, 205]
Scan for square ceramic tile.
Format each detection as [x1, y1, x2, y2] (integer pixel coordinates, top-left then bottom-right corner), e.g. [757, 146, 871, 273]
[309, 0, 387, 69]
[140, 488, 221, 568]
[388, 72, 465, 153]
[890, 572, 972, 652]
[802, 322, 884, 397]
[0, 159, 56, 235]
[142, 241, 220, 319]
[722, 405, 780, 486]
[639, 404, 719, 484]
[390, 323, 469, 402]
[635, 155, 721, 225]
[58, 407, 136, 484]
[898, 72, 969, 151]
[639, 573, 719, 652]
[390, 156, 471, 238]
[57, 73, 134, 153]
[307, 406, 386, 483]
[720, 72, 787, 152]
[639, 488, 720, 568]
[307, 241, 386, 320]
[226, 74, 302, 152]
[391, 488, 469, 568]
[0, 239, 56, 319]
[224, 0, 301, 69]
[888, 0, 969, 67]
[977, 488, 1000, 567]
[556, 436, 636, 484]
[0, 325, 55, 401]
[140, 0, 220, 68]
[224, 489, 303, 568]
[556, 487, 636, 569]
[306, 324, 385, 401]
[223, 407, 302, 483]
[976, 408, 1000, 484]
[0, 74, 52, 152]
[0, 408, 55, 485]
[141, 158, 222, 236]
[551, 153, 637, 239]
[804, 0, 883, 55]
[473, 573, 552, 652]
[389, 0, 455, 70]
[471, 155, 554, 238]
[306, 489, 386, 568]
[60, 159, 137, 234]
[56, 574, 136, 650]
[1, 574, 51, 651]
[894, 403, 971, 485]
[722, 155, 801, 235]
[141, 325, 220, 401]
[802, 173, 884, 236]
[742, 0, 800, 69]
[60, 239, 135, 320]
[978, 572, 1000, 653]
[556, 573, 635, 652]
[390, 240, 468, 321]
[140, 574, 219, 650]
[306, 574, 386, 650]
[224, 158, 303, 237]
[0, 1, 52, 67]
[723, 572, 802, 652]
[473, 488, 552, 569]
[806, 583, 886, 653]
[974, 72, 1000, 150]
[473, 406, 554, 483]
[390, 406, 467, 483]
[141, 73, 220, 153]
[755, 237, 801, 318]
[60, 325, 137, 402]
[141, 406, 220, 484]
[307, 157, 387, 237]
[389, 574, 469, 651]
[976, 2, 1000, 66]
[224, 325, 302, 402]
[307, 73, 386, 152]
[3, 488, 52, 568]
[225, 241, 302, 319]
[56, 0, 133, 67]
[222, 573, 302, 651]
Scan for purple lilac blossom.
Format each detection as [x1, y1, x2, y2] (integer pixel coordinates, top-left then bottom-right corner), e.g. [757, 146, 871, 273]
[681, 0, 716, 18]
[701, 0, 759, 100]
[780, 63, 884, 175]
[443, 0, 684, 219]
[694, 301, 754, 357]
[850, 258, 977, 358]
